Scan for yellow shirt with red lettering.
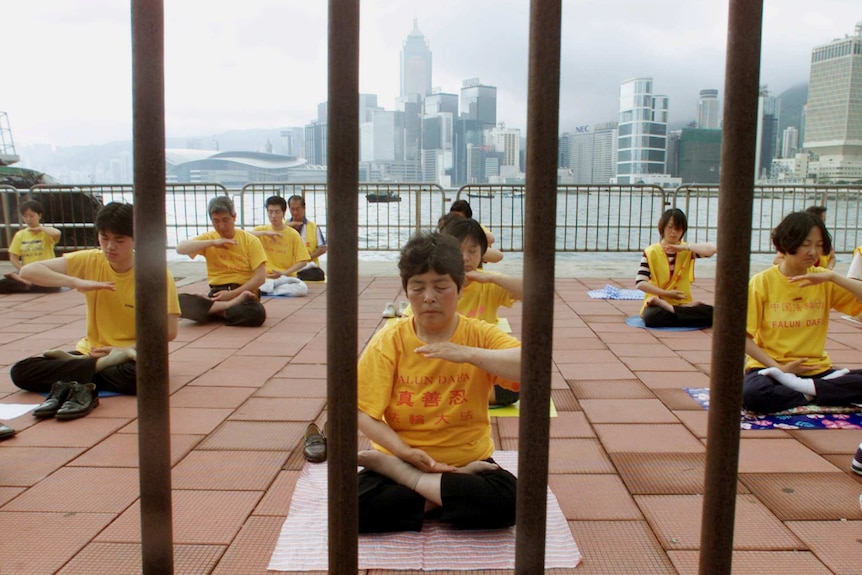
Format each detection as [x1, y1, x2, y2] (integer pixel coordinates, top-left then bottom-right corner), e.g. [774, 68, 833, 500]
[64, 249, 181, 354]
[745, 265, 862, 372]
[190, 229, 266, 286]
[251, 224, 310, 275]
[358, 315, 521, 467]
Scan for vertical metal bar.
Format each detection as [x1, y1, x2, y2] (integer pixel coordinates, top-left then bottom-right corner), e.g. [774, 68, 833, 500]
[515, 0, 561, 572]
[131, 2, 173, 573]
[699, 1, 763, 574]
[327, 0, 359, 572]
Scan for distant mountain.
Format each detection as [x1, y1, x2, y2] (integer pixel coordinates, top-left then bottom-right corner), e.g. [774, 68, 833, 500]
[778, 83, 808, 136]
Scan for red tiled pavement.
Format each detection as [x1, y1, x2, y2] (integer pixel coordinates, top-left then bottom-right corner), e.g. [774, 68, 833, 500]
[1, 271, 861, 574]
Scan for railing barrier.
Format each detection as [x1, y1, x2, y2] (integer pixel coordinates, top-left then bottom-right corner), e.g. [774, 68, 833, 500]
[3, 183, 861, 257]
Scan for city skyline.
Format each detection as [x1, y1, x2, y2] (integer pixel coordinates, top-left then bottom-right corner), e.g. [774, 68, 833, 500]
[4, 1, 860, 149]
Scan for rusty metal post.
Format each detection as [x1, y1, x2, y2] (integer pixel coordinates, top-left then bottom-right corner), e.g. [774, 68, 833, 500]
[699, 1, 763, 573]
[515, 0, 561, 572]
[131, 1, 174, 573]
[327, 0, 359, 572]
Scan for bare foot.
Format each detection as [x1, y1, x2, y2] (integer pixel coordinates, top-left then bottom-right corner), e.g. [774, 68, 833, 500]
[646, 296, 675, 313]
[42, 349, 85, 360]
[232, 290, 256, 304]
[456, 460, 500, 474]
[4, 272, 30, 285]
[95, 347, 133, 372]
[357, 449, 422, 489]
[210, 290, 257, 316]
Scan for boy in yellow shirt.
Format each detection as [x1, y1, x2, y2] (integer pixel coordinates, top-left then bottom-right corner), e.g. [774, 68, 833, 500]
[0, 200, 61, 293]
[10, 203, 181, 420]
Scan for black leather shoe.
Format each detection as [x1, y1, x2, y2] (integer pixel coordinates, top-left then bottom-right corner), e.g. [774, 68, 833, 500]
[0, 423, 15, 440]
[33, 380, 73, 418]
[55, 382, 99, 420]
[303, 422, 326, 463]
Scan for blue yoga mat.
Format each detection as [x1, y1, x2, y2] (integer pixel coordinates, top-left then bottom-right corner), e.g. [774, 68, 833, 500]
[39, 389, 122, 398]
[624, 315, 705, 332]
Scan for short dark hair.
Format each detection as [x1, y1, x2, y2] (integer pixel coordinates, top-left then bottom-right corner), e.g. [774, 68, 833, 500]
[658, 208, 688, 237]
[19, 200, 44, 216]
[805, 205, 827, 218]
[449, 199, 473, 219]
[287, 195, 305, 208]
[95, 202, 134, 237]
[437, 212, 462, 231]
[399, 232, 465, 291]
[772, 211, 832, 255]
[440, 217, 488, 256]
[208, 196, 235, 216]
[265, 195, 287, 212]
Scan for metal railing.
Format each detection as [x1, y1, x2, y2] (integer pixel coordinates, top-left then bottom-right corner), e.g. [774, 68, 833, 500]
[675, 184, 862, 253]
[237, 182, 446, 250]
[3, 182, 862, 256]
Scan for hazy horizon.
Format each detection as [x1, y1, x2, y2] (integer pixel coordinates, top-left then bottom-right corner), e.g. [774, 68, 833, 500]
[5, 1, 859, 149]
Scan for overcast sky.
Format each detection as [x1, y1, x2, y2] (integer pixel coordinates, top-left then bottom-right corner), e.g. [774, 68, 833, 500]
[4, 0, 860, 148]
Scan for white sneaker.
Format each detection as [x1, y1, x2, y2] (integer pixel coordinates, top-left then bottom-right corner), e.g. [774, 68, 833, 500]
[381, 302, 396, 318]
[397, 301, 409, 317]
[852, 441, 862, 476]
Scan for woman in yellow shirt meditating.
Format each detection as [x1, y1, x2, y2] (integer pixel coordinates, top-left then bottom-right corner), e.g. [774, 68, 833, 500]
[357, 232, 522, 533]
[744, 211, 862, 413]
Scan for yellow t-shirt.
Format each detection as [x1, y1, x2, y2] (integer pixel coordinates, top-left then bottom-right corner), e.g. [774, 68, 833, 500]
[457, 271, 516, 323]
[357, 315, 521, 467]
[190, 229, 267, 286]
[64, 249, 181, 354]
[745, 265, 862, 372]
[251, 224, 310, 275]
[9, 228, 57, 264]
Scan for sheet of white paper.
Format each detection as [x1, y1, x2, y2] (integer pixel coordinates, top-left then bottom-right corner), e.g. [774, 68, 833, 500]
[0, 403, 39, 420]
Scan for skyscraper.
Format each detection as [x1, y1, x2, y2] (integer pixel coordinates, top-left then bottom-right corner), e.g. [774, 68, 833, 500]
[400, 19, 432, 100]
[616, 77, 669, 184]
[781, 126, 799, 159]
[755, 87, 780, 180]
[803, 22, 862, 182]
[459, 78, 497, 128]
[697, 89, 721, 129]
[560, 123, 618, 184]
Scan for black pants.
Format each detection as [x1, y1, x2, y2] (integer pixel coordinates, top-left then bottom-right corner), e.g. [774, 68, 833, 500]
[0, 276, 61, 294]
[743, 368, 862, 413]
[642, 303, 713, 328]
[10, 352, 137, 395]
[179, 284, 266, 327]
[358, 458, 517, 533]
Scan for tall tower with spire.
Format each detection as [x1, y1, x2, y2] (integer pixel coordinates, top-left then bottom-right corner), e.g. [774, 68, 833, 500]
[400, 19, 432, 100]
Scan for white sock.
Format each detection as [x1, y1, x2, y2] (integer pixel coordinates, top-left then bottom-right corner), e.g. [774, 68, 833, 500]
[758, 367, 817, 396]
[821, 368, 849, 380]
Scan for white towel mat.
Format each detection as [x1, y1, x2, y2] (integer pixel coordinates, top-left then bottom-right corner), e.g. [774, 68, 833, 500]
[267, 450, 581, 571]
